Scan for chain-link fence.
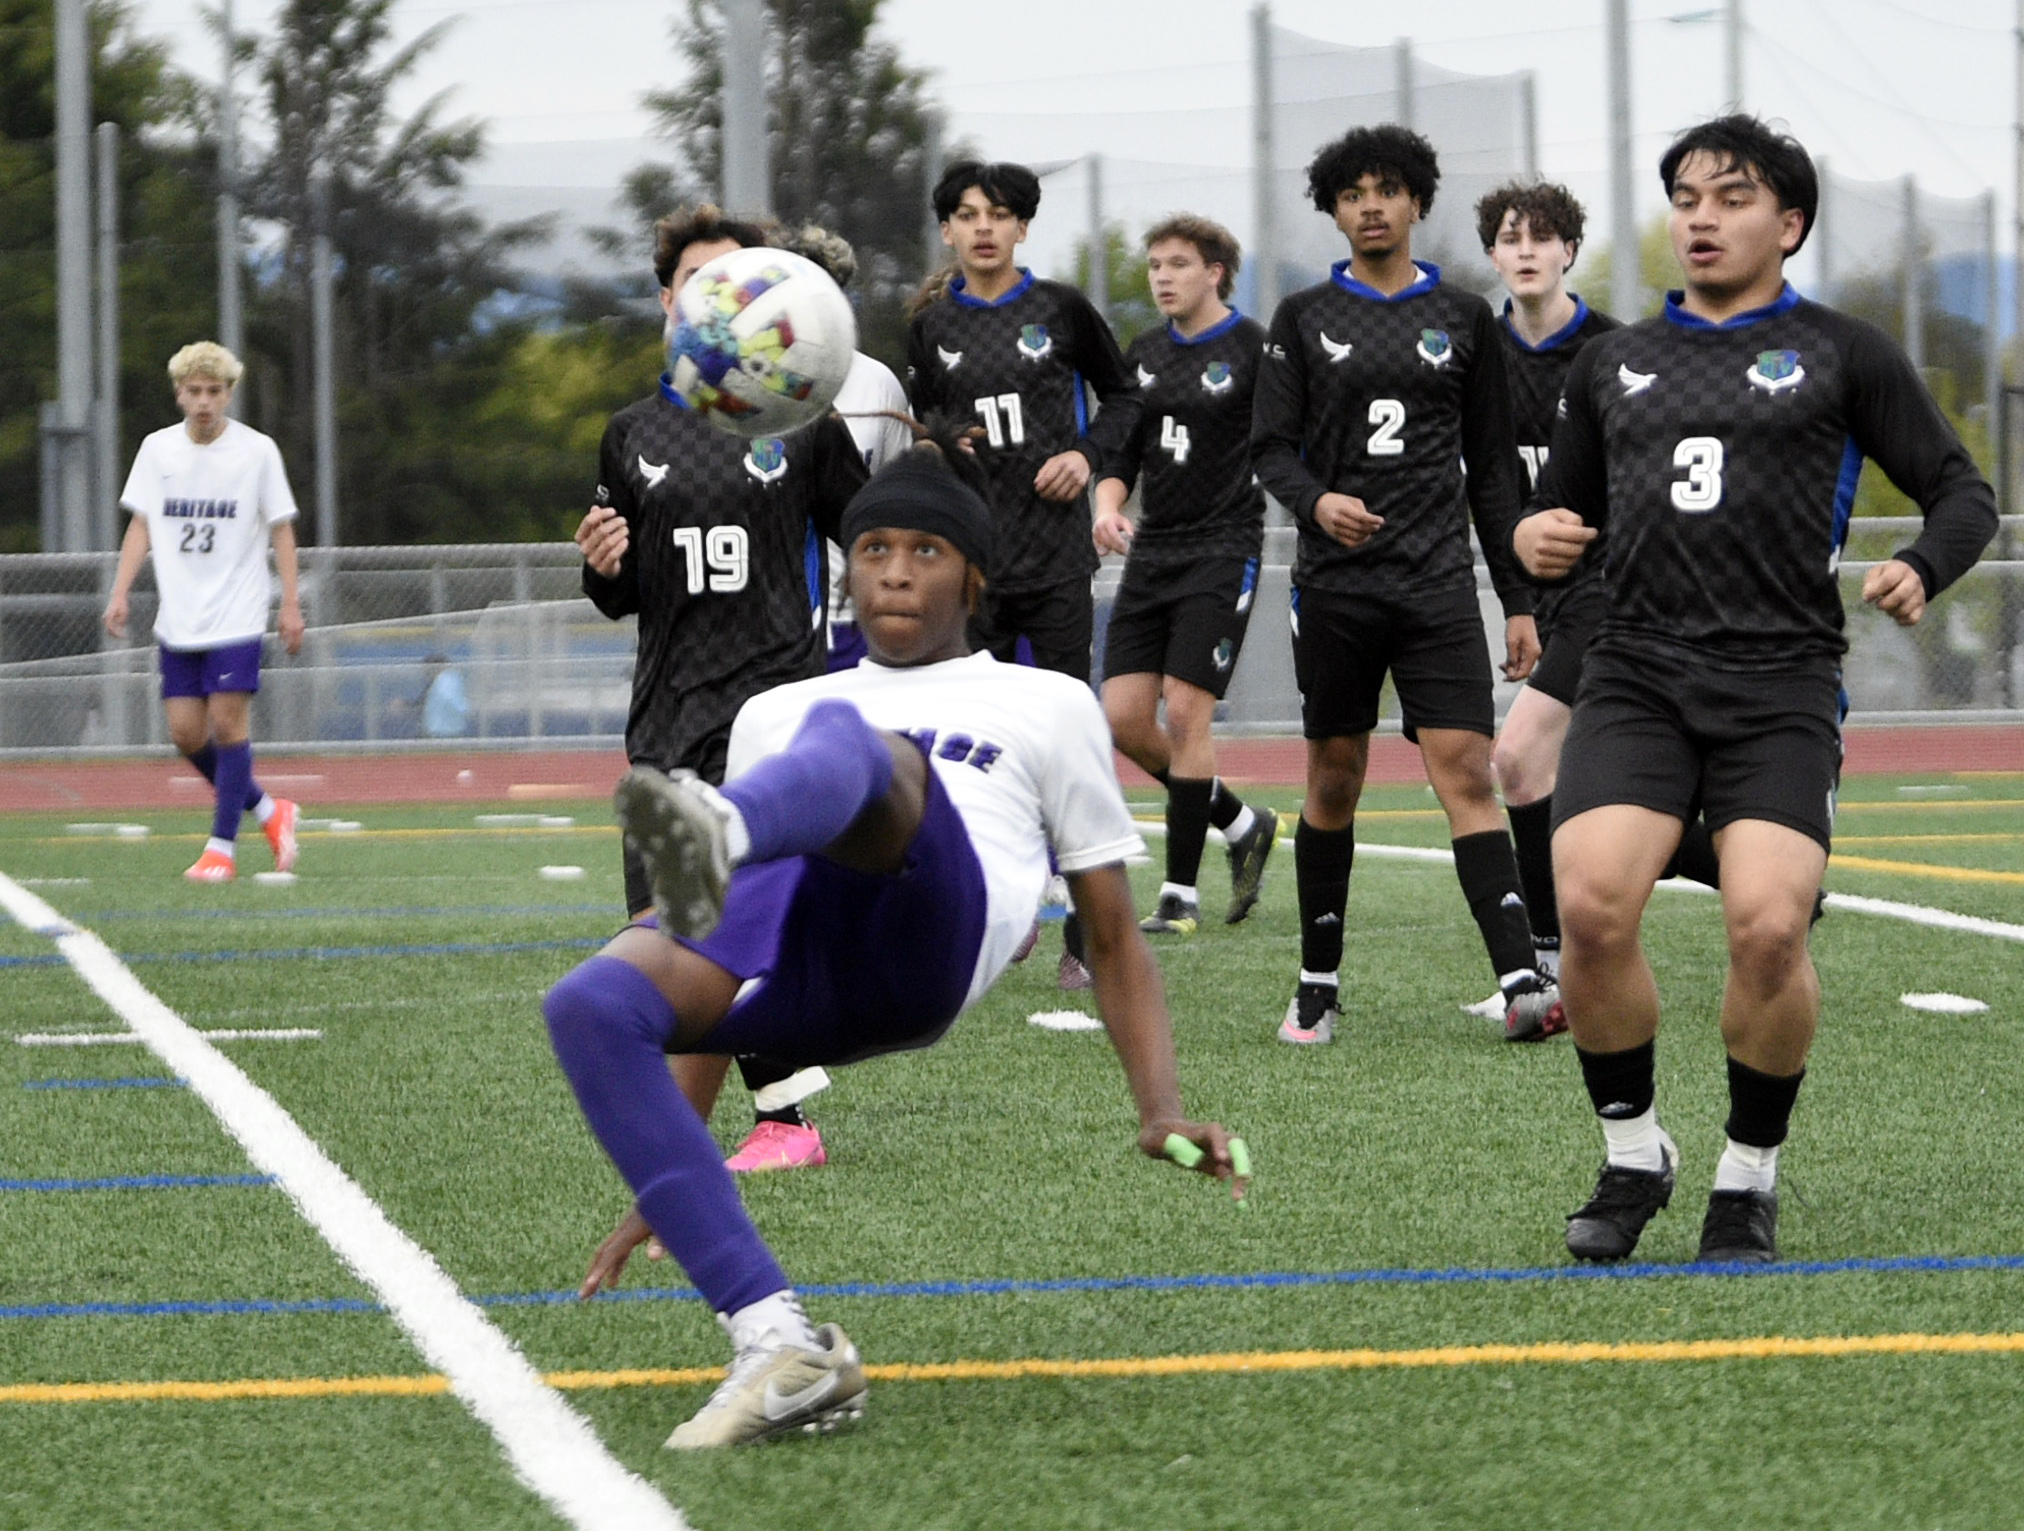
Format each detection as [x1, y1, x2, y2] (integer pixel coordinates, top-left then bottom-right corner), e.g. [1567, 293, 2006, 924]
[2, 520, 2019, 756]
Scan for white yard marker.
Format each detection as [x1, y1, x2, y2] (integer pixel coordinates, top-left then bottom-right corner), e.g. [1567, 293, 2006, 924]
[0, 872, 688, 1531]
[1901, 992, 1991, 1014]
[1028, 1010, 1103, 1032]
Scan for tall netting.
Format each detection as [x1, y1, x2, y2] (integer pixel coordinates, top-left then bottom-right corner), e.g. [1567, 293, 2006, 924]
[1264, 26, 1530, 299]
[1815, 171, 1996, 343]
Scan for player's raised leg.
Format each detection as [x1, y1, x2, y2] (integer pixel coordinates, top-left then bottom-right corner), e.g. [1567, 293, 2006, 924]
[1553, 802, 1682, 1261]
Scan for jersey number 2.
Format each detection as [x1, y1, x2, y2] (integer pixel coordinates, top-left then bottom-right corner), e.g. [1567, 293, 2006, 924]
[671, 525, 749, 593]
[1670, 437, 1724, 512]
[1366, 399, 1405, 456]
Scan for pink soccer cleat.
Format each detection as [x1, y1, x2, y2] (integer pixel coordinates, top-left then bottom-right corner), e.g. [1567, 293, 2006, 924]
[264, 798, 300, 873]
[725, 1120, 828, 1172]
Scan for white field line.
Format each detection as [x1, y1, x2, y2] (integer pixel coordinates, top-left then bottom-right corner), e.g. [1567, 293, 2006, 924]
[0, 872, 686, 1531]
[1143, 824, 2024, 940]
[18, 1029, 323, 1047]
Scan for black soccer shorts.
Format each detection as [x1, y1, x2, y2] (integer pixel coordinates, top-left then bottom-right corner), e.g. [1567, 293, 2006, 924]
[1103, 554, 1260, 700]
[1292, 583, 1497, 740]
[1528, 578, 1609, 708]
[1552, 643, 1844, 852]
[967, 579, 1094, 683]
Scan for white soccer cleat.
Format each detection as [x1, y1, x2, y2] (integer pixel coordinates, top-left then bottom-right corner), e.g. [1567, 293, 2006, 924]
[665, 1322, 868, 1449]
[614, 768, 734, 939]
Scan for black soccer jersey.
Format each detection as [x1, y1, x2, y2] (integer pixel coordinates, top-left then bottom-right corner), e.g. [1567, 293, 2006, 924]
[906, 271, 1141, 595]
[1539, 285, 1997, 670]
[1500, 297, 1621, 495]
[584, 380, 868, 768]
[1252, 261, 1532, 614]
[1104, 310, 1267, 567]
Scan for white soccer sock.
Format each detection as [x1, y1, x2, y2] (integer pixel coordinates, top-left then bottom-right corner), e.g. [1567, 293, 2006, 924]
[1224, 804, 1257, 842]
[723, 1289, 818, 1352]
[252, 794, 276, 825]
[1159, 881, 1199, 904]
[1712, 1138, 1779, 1193]
[1533, 942, 1560, 982]
[1298, 969, 1338, 989]
[205, 836, 236, 860]
[1599, 1107, 1669, 1172]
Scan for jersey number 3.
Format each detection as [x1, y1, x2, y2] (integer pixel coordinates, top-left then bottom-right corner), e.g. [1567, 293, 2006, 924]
[1670, 436, 1725, 513]
[672, 525, 750, 593]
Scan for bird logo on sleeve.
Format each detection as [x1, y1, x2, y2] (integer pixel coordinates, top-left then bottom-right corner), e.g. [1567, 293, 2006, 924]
[1318, 331, 1354, 364]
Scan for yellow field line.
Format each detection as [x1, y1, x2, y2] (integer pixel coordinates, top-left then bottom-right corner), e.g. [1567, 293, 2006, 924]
[1839, 798, 2024, 813]
[36, 826, 617, 846]
[13, 1330, 2024, 1405]
[1833, 834, 2022, 846]
[1829, 854, 2024, 886]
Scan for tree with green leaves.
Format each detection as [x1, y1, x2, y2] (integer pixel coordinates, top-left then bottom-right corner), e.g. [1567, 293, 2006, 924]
[0, 0, 219, 553]
[623, 0, 940, 367]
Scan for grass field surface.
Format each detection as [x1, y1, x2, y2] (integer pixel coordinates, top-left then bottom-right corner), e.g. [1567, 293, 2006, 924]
[3, 773, 2022, 1528]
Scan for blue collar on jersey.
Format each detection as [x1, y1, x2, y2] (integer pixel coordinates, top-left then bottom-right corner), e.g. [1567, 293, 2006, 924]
[1499, 296, 1590, 353]
[1166, 308, 1245, 346]
[657, 373, 690, 409]
[1330, 259, 1439, 302]
[1662, 282, 1801, 330]
[949, 269, 1036, 308]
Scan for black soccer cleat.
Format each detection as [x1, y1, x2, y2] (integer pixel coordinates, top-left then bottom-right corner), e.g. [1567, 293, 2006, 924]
[1223, 812, 1278, 925]
[1696, 1188, 1779, 1264]
[1565, 1136, 1677, 1262]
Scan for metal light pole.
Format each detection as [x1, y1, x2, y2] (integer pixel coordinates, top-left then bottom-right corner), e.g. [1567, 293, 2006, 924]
[218, 0, 244, 400]
[1607, 0, 1641, 320]
[720, 0, 772, 216]
[1251, 2, 1278, 319]
[53, 0, 93, 552]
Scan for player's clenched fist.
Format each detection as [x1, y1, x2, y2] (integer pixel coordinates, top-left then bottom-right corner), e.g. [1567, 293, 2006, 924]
[575, 504, 630, 577]
[1313, 491, 1383, 549]
[1514, 507, 1597, 580]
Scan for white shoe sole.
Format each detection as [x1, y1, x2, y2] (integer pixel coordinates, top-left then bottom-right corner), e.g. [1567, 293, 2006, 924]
[614, 769, 728, 939]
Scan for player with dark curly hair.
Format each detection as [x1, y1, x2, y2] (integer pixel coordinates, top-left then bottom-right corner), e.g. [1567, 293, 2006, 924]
[1252, 124, 1552, 1047]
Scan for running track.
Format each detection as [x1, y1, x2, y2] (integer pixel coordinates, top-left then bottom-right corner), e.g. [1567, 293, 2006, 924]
[0, 724, 2018, 813]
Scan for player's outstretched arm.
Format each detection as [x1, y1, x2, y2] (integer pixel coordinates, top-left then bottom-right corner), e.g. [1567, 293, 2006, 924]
[1067, 862, 1245, 1195]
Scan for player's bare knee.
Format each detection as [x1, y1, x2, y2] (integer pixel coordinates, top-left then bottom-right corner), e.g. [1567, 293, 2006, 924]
[1724, 905, 1812, 987]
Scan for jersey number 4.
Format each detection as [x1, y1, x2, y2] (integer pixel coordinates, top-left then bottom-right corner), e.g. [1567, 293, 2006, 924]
[974, 393, 1027, 448]
[1670, 436, 1724, 513]
[1160, 416, 1191, 463]
[671, 525, 750, 593]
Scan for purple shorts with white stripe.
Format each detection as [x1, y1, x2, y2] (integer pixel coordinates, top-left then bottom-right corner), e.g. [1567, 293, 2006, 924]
[159, 639, 263, 699]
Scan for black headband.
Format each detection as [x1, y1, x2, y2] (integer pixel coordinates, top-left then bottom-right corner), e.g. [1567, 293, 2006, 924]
[840, 451, 994, 576]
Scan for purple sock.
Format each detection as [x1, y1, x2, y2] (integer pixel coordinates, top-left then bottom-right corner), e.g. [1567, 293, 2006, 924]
[211, 742, 254, 843]
[186, 741, 266, 814]
[719, 698, 894, 864]
[543, 956, 790, 1313]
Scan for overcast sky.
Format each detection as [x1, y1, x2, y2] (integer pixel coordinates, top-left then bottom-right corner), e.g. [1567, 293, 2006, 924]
[126, 0, 2017, 292]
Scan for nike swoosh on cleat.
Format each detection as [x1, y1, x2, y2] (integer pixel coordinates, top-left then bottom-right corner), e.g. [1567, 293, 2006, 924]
[762, 1370, 838, 1422]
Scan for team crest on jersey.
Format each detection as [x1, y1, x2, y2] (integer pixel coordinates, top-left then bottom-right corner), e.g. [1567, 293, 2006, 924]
[1212, 638, 1235, 673]
[1415, 329, 1453, 368]
[1318, 330, 1354, 364]
[1747, 349, 1806, 394]
[1017, 324, 1053, 361]
[1137, 364, 1157, 387]
[1200, 361, 1234, 394]
[637, 455, 670, 489]
[937, 345, 963, 370]
[743, 437, 788, 485]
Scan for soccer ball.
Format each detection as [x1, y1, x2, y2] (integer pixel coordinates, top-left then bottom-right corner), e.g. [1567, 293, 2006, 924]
[666, 247, 858, 438]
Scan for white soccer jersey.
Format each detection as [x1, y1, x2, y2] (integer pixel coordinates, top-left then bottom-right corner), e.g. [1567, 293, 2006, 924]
[120, 419, 299, 649]
[726, 651, 1144, 1006]
[825, 353, 915, 630]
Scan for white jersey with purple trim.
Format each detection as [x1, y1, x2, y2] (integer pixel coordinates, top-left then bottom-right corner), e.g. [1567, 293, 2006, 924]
[120, 419, 299, 649]
[825, 353, 915, 633]
[725, 650, 1145, 1006]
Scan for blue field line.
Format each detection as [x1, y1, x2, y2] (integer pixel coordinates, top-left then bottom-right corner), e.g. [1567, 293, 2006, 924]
[22, 1077, 186, 1090]
[1, 937, 602, 971]
[9, 1251, 2024, 1323]
[0, 1173, 274, 1193]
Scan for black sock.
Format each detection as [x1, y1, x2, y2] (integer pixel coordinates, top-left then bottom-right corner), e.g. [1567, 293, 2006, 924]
[1667, 819, 1721, 888]
[1724, 1055, 1806, 1148]
[1149, 766, 1171, 789]
[1207, 777, 1245, 832]
[1452, 829, 1535, 987]
[737, 1057, 809, 1128]
[1064, 910, 1086, 964]
[1575, 1040, 1656, 1121]
[1165, 777, 1213, 890]
[1294, 817, 1353, 975]
[1506, 797, 1559, 942]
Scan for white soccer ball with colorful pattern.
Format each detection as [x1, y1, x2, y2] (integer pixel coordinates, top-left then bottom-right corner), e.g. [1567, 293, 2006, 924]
[667, 247, 858, 438]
